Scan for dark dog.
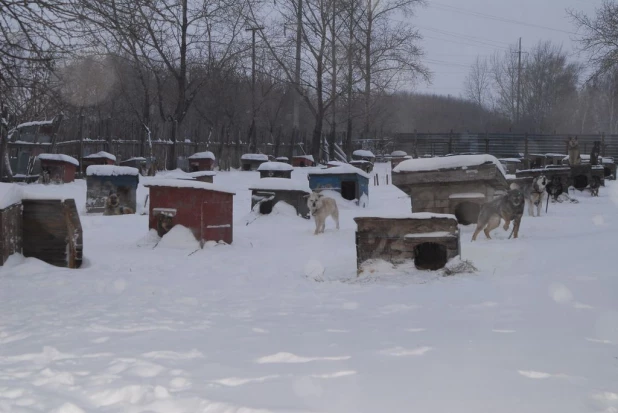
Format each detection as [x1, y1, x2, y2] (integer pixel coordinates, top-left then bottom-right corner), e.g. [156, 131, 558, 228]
[589, 176, 601, 197]
[545, 175, 564, 202]
[590, 141, 601, 166]
[103, 193, 134, 215]
[157, 214, 174, 237]
[472, 189, 525, 241]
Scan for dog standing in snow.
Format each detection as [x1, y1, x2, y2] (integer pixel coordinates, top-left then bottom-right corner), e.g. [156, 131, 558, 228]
[307, 191, 339, 235]
[520, 175, 547, 217]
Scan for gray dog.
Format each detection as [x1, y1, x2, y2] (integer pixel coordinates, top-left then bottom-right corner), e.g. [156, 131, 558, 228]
[471, 189, 525, 241]
[521, 175, 547, 217]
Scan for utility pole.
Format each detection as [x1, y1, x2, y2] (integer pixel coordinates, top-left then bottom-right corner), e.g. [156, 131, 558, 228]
[246, 25, 264, 153]
[516, 37, 522, 125]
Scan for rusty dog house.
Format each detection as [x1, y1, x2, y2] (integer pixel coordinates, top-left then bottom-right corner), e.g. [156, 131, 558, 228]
[354, 213, 460, 271]
[249, 178, 311, 218]
[392, 155, 509, 225]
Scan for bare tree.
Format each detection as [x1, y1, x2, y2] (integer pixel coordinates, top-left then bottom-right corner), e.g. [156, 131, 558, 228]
[490, 44, 519, 124]
[464, 56, 491, 109]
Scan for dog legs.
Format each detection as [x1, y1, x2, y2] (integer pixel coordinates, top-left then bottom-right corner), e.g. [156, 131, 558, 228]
[484, 215, 501, 239]
[332, 209, 340, 230]
[512, 217, 522, 239]
[503, 218, 511, 231]
[527, 201, 535, 217]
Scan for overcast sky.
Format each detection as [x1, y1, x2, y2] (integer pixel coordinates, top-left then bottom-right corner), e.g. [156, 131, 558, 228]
[410, 0, 601, 98]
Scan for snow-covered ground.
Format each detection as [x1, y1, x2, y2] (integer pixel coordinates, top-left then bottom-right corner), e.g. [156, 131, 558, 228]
[1, 163, 618, 413]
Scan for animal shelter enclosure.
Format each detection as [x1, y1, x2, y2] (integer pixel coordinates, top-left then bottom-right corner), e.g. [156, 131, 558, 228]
[145, 180, 235, 245]
[392, 155, 508, 225]
[249, 178, 311, 219]
[354, 214, 460, 271]
[86, 166, 139, 213]
[308, 165, 369, 206]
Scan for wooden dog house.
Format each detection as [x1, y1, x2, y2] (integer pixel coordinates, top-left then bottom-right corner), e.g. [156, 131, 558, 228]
[38, 154, 78, 183]
[602, 157, 616, 180]
[390, 151, 409, 169]
[188, 151, 216, 171]
[258, 161, 293, 179]
[249, 178, 311, 218]
[241, 154, 269, 171]
[82, 151, 116, 168]
[354, 213, 460, 271]
[145, 179, 235, 245]
[308, 165, 369, 207]
[291, 155, 315, 167]
[392, 155, 508, 225]
[86, 165, 139, 213]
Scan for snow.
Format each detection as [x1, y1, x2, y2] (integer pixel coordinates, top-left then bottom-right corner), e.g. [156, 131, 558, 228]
[16, 120, 53, 128]
[499, 158, 522, 163]
[157, 225, 200, 250]
[353, 149, 375, 158]
[188, 151, 215, 160]
[143, 178, 235, 194]
[275, 157, 289, 161]
[293, 154, 315, 162]
[1, 162, 618, 413]
[391, 150, 407, 157]
[545, 153, 566, 157]
[249, 178, 311, 193]
[86, 165, 140, 177]
[0, 183, 23, 209]
[448, 192, 486, 199]
[404, 231, 455, 238]
[84, 151, 117, 162]
[394, 154, 507, 177]
[38, 154, 79, 166]
[327, 161, 348, 167]
[356, 211, 458, 220]
[257, 162, 294, 172]
[241, 153, 269, 161]
[309, 164, 370, 179]
[122, 157, 147, 162]
[188, 171, 216, 178]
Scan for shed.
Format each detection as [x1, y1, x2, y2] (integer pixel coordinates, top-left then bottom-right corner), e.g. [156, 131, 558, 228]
[602, 157, 616, 180]
[249, 178, 311, 218]
[144, 179, 235, 245]
[257, 161, 294, 179]
[37, 154, 78, 183]
[188, 151, 216, 171]
[498, 158, 522, 175]
[0, 184, 23, 265]
[354, 213, 460, 271]
[392, 155, 508, 225]
[241, 153, 269, 171]
[352, 150, 376, 162]
[275, 156, 290, 163]
[82, 151, 116, 169]
[86, 165, 139, 213]
[292, 155, 315, 167]
[390, 151, 408, 169]
[308, 165, 369, 207]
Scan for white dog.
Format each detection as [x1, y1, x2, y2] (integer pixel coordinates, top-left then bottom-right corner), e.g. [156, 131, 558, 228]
[512, 175, 547, 217]
[307, 191, 340, 235]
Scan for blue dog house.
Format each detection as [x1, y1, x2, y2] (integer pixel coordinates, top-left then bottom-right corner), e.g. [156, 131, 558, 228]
[308, 165, 369, 207]
[86, 165, 140, 213]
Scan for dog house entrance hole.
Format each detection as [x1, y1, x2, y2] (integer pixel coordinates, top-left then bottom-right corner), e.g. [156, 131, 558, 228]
[242, 163, 251, 171]
[454, 201, 480, 225]
[414, 242, 448, 270]
[190, 164, 199, 172]
[259, 200, 273, 214]
[573, 174, 588, 190]
[604, 167, 612, 178]
[341, 181, 356, 201]
[299, 161, 305, 167]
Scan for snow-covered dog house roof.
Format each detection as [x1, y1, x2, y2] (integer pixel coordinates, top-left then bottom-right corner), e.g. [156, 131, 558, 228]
[188, 151, 216, 172]
[257, 161, 294, 179]
[241, 153, 270, 171]
[354, 213, 460, 271]
[86, 165, 140, 177]
[145, 179, 235, 245]
[37, 154, 79, 183]
[37, 154, 79, 166]
[84, 151, 117, 162]
[352, 149, 375, 160]
[392, 155, 508, 225]
[249, 178, 311, 218]
[291, 155, 315, 167]
[391, 150, 407, 157]
[188, 151, 215, 160]
[308, 165, 369, 205]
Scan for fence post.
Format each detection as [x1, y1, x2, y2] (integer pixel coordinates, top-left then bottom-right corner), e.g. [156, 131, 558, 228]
[413, 129, 418, 158]
[485, 131, 489, 154]
[601, 132, 606, 156]
[448, 129, 453, 154]
[524, 132, 529, 159]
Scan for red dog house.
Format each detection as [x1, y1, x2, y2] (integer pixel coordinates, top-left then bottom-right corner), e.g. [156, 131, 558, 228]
[292, 155, 315, 167]
[37, 154, 78, 183]
[188, 151, 216, 171]
[82, 151, 116, 168]
[145, 179, 235, 245]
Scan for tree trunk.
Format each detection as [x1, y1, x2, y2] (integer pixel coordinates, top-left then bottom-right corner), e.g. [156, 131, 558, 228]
[329, 0, 337, 161]
[364, 0, 372, 139]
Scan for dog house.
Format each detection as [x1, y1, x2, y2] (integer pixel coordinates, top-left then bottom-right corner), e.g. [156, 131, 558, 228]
[292, 155, 315, 167]
[545, 153, 566, 166]
[390, 151, 409, 169]
[145, 179, 235, 245]
[188, 151, 216, 171]
[392, 155, 508, 225]
[516, 166, 571, 193]
[602, 157, 616, 180]
[354, 213, 460, 271]
[0, 184, 23, 265]
[249, 178, 311, 218]
[82, 151, 116, 169]
[86, 165, 139, 213]
[119, 157, 155, 176]
[498, 158, 521, 175]
[275, 156, 290, 164]
[241, 154, 269, 171]
[352, 149, 375, 163]
[37, 154, 78, 183]
[308, 165, 369, 207]
[349, 160, 373, 173]
[189, 171, 216, 183]
[258, 161, 293, 179]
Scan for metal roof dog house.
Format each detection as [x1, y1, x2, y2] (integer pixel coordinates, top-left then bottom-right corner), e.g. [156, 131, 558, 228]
[144, 180, 235, 245]
[308, 165, 370, 207]
[249, 178, 311, 218]
[292, 155, 315, 167]
[86, 166, 139, 213]
[354, 213, 460, 272]
[241, 154, 269, 171]
[258, 161, 293, 179]
[82, 151, 116, 169]
[392, 155, 509, 225]
[37, 154, 78, 184]
[188, 151, 216, 171]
